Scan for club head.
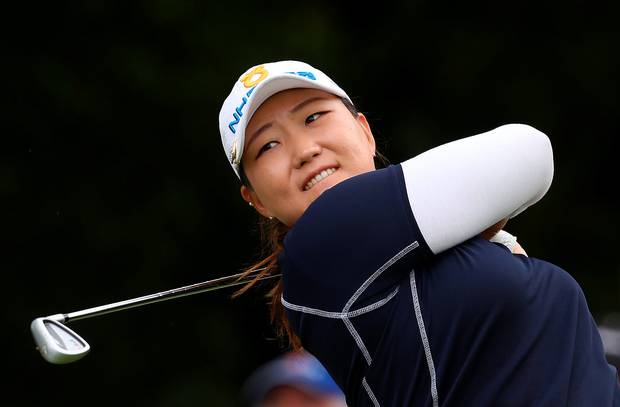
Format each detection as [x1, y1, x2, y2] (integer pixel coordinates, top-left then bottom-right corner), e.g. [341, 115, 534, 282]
[31, 315, 90, 364]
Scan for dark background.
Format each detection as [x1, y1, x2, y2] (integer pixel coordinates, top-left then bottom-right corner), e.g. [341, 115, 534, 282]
[7, 1, 619, 406]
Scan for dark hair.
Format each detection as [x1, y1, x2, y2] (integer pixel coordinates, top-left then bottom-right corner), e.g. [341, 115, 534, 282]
[233, 97, 388, 351]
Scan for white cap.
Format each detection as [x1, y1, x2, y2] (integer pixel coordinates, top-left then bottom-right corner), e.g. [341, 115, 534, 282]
[219, 60, 351, 179]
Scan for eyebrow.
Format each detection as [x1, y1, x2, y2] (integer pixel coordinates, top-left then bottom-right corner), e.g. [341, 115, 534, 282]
[245, 96, 328, 152]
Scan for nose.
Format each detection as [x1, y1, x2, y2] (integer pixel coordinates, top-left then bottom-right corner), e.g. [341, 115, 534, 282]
[292, 137, 322, 169]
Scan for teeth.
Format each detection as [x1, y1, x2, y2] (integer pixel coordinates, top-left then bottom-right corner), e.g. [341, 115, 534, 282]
[305, 168, 337, 191]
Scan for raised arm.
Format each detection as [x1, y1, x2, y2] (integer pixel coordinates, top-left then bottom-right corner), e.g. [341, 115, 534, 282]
[401, 123, 553, 254]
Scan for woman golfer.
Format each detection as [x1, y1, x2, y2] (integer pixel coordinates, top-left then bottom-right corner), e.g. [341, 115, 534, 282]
[219, 60, 620, 406]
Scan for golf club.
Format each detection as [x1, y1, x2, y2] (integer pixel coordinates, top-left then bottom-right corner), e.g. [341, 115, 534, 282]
[31, 269, 279, 365]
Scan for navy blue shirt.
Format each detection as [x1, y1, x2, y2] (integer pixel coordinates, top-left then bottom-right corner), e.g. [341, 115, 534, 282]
[279, 164, 620, 406]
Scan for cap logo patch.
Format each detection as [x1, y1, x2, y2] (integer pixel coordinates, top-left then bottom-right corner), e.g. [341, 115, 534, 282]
[239, 65, 269, 88]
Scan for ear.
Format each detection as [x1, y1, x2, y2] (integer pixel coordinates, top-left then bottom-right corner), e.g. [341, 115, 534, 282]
[240, 185, 274, 219]
[356, 112, 376, 156]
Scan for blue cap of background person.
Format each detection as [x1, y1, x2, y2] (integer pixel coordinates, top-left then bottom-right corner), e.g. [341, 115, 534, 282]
[242, 351, 345, 403]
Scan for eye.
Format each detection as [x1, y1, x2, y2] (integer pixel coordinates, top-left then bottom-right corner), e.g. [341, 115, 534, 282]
[256, 140, 279, 158]
[305, 111, 324, 124]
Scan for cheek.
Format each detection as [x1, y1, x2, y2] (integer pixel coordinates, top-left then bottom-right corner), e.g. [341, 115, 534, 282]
[337, 130, 375, 164]
[247, 164, 291, 201]
[244, 153, 286, 186]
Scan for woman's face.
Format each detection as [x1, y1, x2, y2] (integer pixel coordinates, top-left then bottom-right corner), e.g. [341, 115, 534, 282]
[240, 88, 376, 226]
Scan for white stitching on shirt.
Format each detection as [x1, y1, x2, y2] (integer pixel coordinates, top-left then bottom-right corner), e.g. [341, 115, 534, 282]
[342, 288, 400, 365]
[282, 241, 419, 365]
[362, 377, 380, 407]
[340, 240, 419, 366]
[343, 317, 372, 364]
[347, 288, 399, 317]
[281, 286, 399, 319]
[282, 240, 421, 403]
[410, 269, 439, 407]
[282, 289, 400, 365]
[343, 241, 419, 313]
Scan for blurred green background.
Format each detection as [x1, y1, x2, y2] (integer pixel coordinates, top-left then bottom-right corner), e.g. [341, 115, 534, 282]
[7, 1, 619, 405]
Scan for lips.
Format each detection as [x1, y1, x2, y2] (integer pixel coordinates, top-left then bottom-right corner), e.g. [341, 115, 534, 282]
[303, 167, 338, 191]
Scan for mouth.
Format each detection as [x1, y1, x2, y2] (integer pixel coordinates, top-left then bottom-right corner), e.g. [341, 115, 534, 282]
[303, 167, 338, 191]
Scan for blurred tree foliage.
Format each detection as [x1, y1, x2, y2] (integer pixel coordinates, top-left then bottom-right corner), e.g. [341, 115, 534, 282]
[6, 1, 619, 406]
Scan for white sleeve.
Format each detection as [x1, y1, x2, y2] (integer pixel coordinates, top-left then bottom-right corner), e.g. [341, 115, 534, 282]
[401, 123, 554, 254]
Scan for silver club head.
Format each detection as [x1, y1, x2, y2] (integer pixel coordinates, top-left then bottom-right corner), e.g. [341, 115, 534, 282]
[31, 315, 90, 364]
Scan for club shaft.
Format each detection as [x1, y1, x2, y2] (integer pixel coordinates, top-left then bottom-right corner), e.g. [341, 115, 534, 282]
[55, 270, 278, 324]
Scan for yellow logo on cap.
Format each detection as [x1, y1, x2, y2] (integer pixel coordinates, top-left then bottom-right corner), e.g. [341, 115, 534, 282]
[239, 65, 268, 88]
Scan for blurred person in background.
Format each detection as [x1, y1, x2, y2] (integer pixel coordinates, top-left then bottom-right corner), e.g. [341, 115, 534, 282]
[242, 351, 347, 407]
